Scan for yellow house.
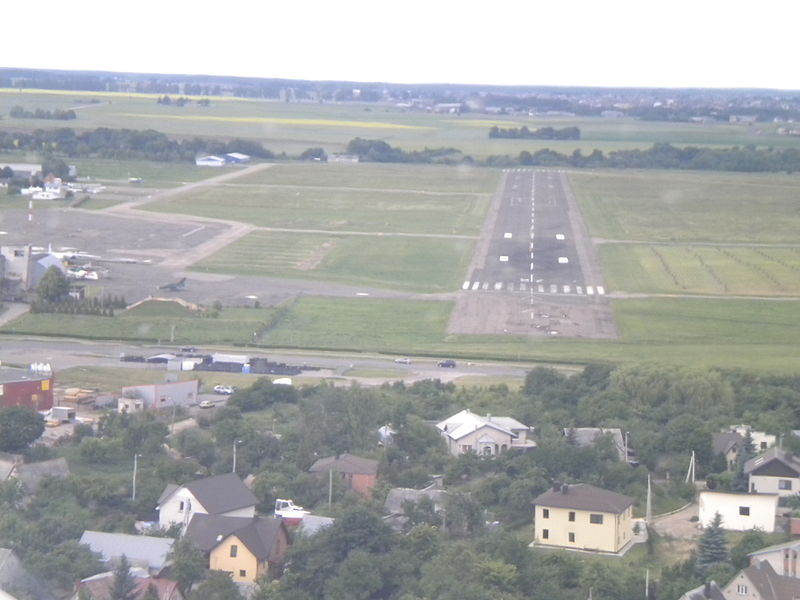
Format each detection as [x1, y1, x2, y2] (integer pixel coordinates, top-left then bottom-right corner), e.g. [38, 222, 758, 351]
[533, 483, 634, 554]
[186, 515, 291, 583]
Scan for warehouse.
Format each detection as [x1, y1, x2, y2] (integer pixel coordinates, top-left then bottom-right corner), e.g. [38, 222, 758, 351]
[0, 366, 54, 410]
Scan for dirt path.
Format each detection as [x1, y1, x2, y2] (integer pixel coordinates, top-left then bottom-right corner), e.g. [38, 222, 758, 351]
[652, 502, 701, 539]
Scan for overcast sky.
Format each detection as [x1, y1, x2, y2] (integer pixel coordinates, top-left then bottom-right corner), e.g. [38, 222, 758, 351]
[3, 0, 798, 89]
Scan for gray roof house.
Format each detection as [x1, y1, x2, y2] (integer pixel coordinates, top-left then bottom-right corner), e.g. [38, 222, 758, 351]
[157, 473, 257, 530]
[677, 581, 725, 600]
[565, 427, 635, 464]
[79, 531, 174, 575]
[723, 560, 800, 599]
[0, 548, 56, 600]
[14, 457, 70, 495]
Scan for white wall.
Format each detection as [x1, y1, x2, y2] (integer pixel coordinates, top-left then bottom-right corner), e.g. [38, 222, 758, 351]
[698, 491, 777, 532]
[158, 489, 202, 529]
[749, 473, 800, 497]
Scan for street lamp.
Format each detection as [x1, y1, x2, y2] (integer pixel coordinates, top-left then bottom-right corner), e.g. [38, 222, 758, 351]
[132, 453, 143, 501]
[232, 440, 243, 474]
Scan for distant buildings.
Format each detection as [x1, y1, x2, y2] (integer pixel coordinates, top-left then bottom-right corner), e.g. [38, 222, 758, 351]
[195, 153, 251, 166]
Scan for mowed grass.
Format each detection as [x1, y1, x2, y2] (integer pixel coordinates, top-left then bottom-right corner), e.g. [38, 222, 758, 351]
[193, 231, 474, 293]
[147, 184, 488, 234]
[571, 170, 800, 243]
[256, 295, 800, 372]
[601, 244, 800, 296]
[0, 307, 276, 345]
[69, 158, 215, 186]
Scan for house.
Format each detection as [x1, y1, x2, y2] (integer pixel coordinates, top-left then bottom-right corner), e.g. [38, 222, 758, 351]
[157, 473, 257, 530]
[436, 409, 535, 456]
[73, 568, 183, 600]
[747, 540, 800, 577]
[195, 155, 226, 167]
[565, 427, 636, 464]
[722, 560, 800, 599]
[0, 548, 56, 600]
[745, 447, 800, 497]
[79, 531, 174, 575]
[698, 491, 778, 533]
[120, 380, 200, 412]
[677, 581, 725, 600]
[712, 431, 744, 470]
[308, 453, 379, 498]
[297, 514, 335, 536]
[533, 483, 635, 554]
[731, 425, 776, 452]
[383, 484, 448, 532]
[184, 514, 290, 583]
[0, 366, 54, 411]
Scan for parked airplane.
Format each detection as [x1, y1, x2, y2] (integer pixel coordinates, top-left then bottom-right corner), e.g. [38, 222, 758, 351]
[158, 277, 186, 291]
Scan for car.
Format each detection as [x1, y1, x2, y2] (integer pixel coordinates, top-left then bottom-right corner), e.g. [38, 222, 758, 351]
[394, 357, 411, 364]
[198, 400, 215, 409]
[214, 385, 235, 395]
[437, 359, 457, 368]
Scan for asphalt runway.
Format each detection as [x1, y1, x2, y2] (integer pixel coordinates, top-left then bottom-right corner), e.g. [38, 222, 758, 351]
[462, 169, 605, 296]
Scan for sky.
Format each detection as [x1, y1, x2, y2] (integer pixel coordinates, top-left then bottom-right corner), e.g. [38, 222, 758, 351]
[3, 0, 799, 90]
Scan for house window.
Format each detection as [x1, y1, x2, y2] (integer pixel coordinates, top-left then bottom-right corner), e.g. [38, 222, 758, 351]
[590, 514, 604, 524]
[780, 479, 793, 490]
[178, 501, 184, 511]
[460, 444, 472, 453]
[239, 570, 246, 577]
[230, 544, 238, 558]
[542, 508, 549, 519]
[739, 506, 750, 516]
[568, 532, 575, 543]
[761, 441, 768, 450]
[568, 511, 575, 522]
[737, 583, 748, 594]
[542, 529, 549, 539]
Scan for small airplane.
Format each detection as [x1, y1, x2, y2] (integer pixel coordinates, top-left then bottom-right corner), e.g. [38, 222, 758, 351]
[158, 277, 186, 292]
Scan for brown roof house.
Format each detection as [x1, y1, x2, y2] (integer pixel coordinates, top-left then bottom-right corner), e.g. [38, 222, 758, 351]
[157, 473, 257, 530]
[309, 454, 379, 499]
[184, 514, 291, 583]
[745, 447, 800, 498]
[723, 560, 800, 600]
[73, 568, 183, 600]
[533, 483, 635, 554]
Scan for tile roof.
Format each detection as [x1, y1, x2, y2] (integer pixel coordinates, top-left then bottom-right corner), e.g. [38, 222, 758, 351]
[534, 483, 634, 514]
[309, 454, 378, 476]
[744, 447, 800, 476]
[185, 514, 287, 560]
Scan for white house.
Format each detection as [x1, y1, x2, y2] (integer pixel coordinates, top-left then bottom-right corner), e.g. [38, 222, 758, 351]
[745, 447, 800, 497]
[157, 473, 257, 530]
[435, 409, 535, 456]
[731, 425, 776, 452]
[747, 539, 800, 578]
[698, 491, 778, 532]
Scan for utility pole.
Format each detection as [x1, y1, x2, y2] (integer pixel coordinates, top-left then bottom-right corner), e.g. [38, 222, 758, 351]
[132, 453, 142, 501]
[232, 440, 243, 474]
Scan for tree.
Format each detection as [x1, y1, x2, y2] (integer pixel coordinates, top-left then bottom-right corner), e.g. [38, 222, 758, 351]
[696, 512, 729, 574]
[170, 538, 206, 594]
[37, 266, 70, 303]
[109, 555, 137, 600]
[190, 571, 243, 600]
[0, 406, 45, 451]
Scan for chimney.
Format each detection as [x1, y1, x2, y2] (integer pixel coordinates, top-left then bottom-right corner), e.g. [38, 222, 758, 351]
[552, 481, 561, 492]
[561, 484, 569, 494]
[486, 413, 492, 421]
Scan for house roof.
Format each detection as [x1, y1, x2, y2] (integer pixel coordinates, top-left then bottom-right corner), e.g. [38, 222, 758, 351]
[436, 409, 529, 441]
[748, 538, 800, 558]
[744, 447, 800, 476]
[309, 453, 378, 476]
[0, 548, 56, 600]
[384, 487, 447, 515]
[14, 457, 70, 494]
[76, 570, 183, 600]
[678, 581, 725, 600]
[160, 473, 256, 514]
[185, 514, 287, 560]
[0, 366, 51, 385]
[297, 515, 335, 536]
[534, 483, 634, 514]
[712, 431, 743, 456]
[742, 560, 800, 600]
[79, 531, 174, 571]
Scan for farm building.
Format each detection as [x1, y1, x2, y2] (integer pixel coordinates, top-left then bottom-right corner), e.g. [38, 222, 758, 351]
[0, 366, 54, 410]
[195, 155, 226, 167]
[120, 380, 200, 412]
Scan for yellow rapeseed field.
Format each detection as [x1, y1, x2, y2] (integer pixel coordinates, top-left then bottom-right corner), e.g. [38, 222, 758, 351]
[0, 88, 246, 102]
[118, 113, 432, 130]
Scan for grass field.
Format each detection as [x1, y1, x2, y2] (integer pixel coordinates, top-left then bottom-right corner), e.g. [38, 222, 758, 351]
[193, 231, 474, 292]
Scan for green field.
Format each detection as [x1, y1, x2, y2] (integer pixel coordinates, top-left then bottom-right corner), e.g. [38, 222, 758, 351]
[194, 231, 474, 292]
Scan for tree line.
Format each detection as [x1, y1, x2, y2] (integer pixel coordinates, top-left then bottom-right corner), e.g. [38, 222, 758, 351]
[9, 105, 77, 120]
[488, 125, 580, 139]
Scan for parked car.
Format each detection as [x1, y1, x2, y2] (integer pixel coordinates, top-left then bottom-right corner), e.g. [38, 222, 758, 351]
[214, 385, 235, 395]
[437, 359, 457, 368]
[394, 357, 411, 364]
[198, 400, 215, 409]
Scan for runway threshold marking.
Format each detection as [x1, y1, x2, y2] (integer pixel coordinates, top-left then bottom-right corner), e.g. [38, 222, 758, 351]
[462, 281, 470, 290]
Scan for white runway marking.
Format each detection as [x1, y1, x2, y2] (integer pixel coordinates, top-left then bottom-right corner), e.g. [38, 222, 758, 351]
[472, 281, 480, 290]
[586, 286, 594, 295]
[558, 257, 569, 264]
[550, 284, 557, 293]
[555, 233, 565, 240]
[462, 281, 470, 290]
[482, 282, 489, 290]
[538, 284, 545, 293]
[494, 282, 503, 291]
[504, 232, 512, 238]
[563, 285, 571, 294]
[520, 283, 527, 291]
[576, 286, 583, 294]
[500, 256, 509, 262]
[597, 286, 606, 295]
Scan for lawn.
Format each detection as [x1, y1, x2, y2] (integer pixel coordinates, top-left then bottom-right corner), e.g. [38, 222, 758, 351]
[600, 243, 800, 296]
[571, 170, 800, 243]
[193, 231, 475, 293]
